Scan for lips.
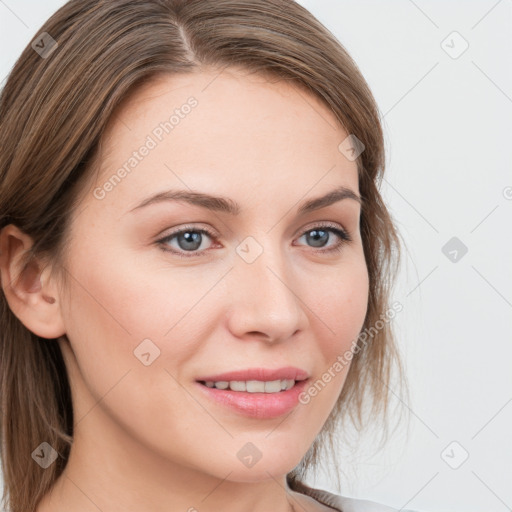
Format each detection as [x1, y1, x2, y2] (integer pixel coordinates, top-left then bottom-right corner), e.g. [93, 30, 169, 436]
[195, 366, 309, 383]
[194, 366, 310, 419]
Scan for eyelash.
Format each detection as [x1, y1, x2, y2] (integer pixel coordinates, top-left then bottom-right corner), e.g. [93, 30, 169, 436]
[156, 222, 353, 259]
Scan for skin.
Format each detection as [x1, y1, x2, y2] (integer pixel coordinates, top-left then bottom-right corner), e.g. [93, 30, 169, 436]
[0, 68, 369, 512]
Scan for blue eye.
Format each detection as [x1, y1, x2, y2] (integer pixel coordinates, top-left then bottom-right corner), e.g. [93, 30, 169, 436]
[156, 223, 352, 259]
[296, 225, 351, 252]
[157, 225, 216, 257]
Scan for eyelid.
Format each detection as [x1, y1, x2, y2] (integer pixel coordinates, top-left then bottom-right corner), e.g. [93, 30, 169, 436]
[297, 220, 348, 238]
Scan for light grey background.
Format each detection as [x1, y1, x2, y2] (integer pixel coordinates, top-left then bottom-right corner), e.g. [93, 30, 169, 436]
[1, 1, 511, 511]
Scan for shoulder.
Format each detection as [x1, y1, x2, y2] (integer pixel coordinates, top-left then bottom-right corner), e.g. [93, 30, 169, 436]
[296, 484, 421, 512]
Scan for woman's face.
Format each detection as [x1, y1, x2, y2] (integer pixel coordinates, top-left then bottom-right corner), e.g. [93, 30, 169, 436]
[56, 68, 369, 482]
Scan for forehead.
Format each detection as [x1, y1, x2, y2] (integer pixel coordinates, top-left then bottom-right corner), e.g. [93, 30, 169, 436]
[84, 68, 359, 215]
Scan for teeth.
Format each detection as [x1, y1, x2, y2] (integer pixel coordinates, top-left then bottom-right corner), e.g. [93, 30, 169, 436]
[230, 380, 246, 392]
[264, 380, 282, 393]
[204, 379, 296, 392]
[247, 380, 265, 392]
[282, 379, 294, 390]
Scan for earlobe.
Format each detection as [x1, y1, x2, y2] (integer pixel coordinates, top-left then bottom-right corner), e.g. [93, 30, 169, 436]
[0, 224, 66, 339]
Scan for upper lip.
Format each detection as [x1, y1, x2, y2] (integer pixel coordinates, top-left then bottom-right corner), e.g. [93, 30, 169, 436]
[196, 367, 309, 382]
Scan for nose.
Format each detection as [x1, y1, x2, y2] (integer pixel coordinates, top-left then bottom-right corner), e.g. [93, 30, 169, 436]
[225, 244, 309, 343]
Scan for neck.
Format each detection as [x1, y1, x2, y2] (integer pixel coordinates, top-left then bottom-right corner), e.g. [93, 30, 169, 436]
[36, 414, 301, 512]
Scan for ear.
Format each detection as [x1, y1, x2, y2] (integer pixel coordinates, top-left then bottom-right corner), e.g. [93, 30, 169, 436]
[0, 224, 66, 339]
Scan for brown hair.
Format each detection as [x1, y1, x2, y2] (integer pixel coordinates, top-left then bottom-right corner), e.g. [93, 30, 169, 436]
[0, 0, 407, 510]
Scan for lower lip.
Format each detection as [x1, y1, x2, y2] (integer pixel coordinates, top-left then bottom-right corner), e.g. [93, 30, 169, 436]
[195, 379, 309, 419]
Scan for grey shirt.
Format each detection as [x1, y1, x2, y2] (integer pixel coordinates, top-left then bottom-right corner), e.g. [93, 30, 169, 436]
[298, 484, 421, 512]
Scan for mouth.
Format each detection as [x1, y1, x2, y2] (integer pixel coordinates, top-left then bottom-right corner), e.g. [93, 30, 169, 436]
[194, 367, 310, 419]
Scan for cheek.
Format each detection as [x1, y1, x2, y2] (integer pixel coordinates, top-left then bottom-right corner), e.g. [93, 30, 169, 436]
[63, 239, 219, 344]
[296, 255, 368, 412]
[309, 254, 369, 358]
[59, 252, 212, 454]
[58, 242, 232, 435]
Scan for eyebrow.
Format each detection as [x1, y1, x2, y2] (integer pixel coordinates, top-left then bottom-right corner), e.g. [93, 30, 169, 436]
[128, 185, 362, 216]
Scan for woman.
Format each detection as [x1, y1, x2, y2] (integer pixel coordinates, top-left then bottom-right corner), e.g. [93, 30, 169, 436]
[0, 1, 413, 511]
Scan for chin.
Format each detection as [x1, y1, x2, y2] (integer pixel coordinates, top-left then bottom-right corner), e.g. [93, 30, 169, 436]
[221, 462, 297, 483]
[220, 442, 306, 483]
